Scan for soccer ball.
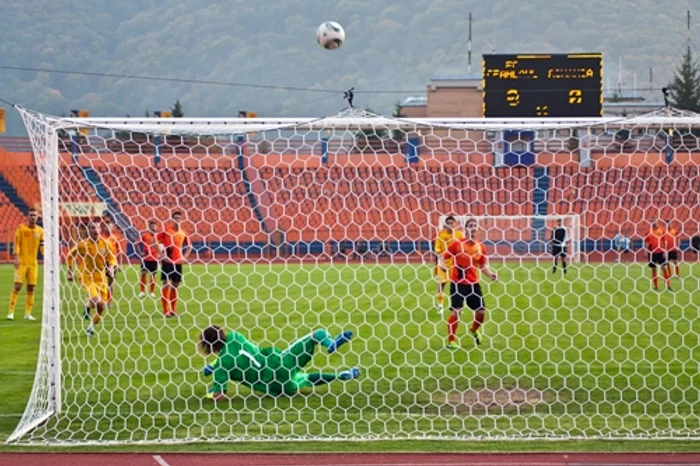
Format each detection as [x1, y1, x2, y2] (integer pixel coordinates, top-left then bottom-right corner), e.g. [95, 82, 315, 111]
[316, 21, 345, 50]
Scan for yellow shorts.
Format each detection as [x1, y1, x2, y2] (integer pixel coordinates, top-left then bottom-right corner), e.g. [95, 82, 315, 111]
[82, 281, 109, 303]
[14, 264, 38, 286]
[435, 266, 450, 284]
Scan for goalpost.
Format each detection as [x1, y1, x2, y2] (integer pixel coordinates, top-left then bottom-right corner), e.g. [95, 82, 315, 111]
[7, 106, 700, 444]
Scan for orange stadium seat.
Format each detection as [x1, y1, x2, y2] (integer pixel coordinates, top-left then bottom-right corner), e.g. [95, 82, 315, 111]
[3, 151, 699, 253]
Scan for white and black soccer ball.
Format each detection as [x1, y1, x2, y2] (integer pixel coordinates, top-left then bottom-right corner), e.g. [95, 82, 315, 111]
[316, 21, 345, 50]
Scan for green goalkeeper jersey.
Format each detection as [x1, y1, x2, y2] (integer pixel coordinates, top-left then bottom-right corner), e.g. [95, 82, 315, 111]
[210, 331, 303, 396]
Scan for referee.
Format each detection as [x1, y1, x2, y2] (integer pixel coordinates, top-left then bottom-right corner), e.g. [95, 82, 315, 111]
[551, 219, 568, 275]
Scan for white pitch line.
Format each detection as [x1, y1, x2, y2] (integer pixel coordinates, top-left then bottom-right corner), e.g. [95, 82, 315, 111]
[152, 455, 172, 466]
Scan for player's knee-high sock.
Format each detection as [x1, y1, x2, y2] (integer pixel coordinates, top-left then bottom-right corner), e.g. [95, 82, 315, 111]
[651, 268, 659, 289]
[161, 286, 171, 314]
[562, 259, 568, 274]
[328, 330, 353, 354]
[87, 303, 104, 332]
[310, 330, 332, 349]
[447, 313, 459, 343]
[437, 292, 444, 306]
[25, 292, 35, 316]
[675, 264, 681, 276]
[470, 311, 485, 333]
[169, 287, 178, 313]
[663, 267, 671, 288]
[150, 277, 156, 293]
[308, 368, 360, 385]
[8, 290, 19, 315]
[307, 372, 338, 385]
[139, 274, 146, 292]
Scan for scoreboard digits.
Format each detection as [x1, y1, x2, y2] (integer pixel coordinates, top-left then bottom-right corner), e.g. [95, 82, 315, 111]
[482, 53, 603, 117]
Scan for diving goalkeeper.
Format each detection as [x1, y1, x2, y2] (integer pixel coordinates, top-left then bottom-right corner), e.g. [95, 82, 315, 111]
[199, 325, 360, 399]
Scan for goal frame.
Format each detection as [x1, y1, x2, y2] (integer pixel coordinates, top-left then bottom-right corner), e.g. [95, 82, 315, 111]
[7, 105, 700, 444]
[439, 214, 582, 263]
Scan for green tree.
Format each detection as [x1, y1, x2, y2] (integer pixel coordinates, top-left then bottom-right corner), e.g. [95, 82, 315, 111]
[171, 99, 184, 118]
[668, 48, 700, 112]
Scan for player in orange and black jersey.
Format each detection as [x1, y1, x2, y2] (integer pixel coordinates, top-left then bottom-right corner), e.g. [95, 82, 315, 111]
[156, 211, 191, 317]
[442, 218, 499, 348]
[645, 220, 671, 291]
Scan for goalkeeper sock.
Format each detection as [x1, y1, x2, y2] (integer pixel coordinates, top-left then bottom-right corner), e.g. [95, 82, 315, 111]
[8, 290, 19, 315]
[447, 313, 459, 343]
[25, 292, 35, 316]
[312, 330, 333, 350]
[307, 372, 339, 385]
[328, 331, 353, 354]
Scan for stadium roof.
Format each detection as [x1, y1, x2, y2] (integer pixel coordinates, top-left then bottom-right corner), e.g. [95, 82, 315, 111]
[400, 96, 427, 107]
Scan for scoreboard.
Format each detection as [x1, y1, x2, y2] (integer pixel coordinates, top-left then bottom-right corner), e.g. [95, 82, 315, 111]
[482, 53, 603, 117]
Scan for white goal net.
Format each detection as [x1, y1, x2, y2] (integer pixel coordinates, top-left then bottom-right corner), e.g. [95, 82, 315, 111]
[7, 107, 700, 445]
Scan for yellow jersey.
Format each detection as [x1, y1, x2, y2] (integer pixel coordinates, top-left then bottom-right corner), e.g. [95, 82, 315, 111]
[434, 228, 464, 268]
[67, 237, 116, 284]
[14, 224, 44, 266]
[102, 233, 121, 264]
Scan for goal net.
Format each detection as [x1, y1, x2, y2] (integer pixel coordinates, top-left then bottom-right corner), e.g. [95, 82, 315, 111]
[7, 107, 700, 445]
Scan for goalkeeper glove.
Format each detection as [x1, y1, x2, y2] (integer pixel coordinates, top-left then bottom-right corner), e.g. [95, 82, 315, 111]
[203, 364, 214, 377]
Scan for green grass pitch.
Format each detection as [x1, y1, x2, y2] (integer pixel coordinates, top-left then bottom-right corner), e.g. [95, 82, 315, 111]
[0, 261, 699, 450]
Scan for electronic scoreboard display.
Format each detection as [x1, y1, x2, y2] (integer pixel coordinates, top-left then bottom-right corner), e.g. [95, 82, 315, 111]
[482, 53, 603, 117]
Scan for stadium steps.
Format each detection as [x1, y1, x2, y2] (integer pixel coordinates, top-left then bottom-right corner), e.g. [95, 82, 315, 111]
[235, 145, 284, 250]
[532, 166, 550, 252]
[0, 171, 30, 215]
[80, 166, 140, 245]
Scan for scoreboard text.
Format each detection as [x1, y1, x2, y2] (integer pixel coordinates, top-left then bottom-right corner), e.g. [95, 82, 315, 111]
[482, 53, 603, 117]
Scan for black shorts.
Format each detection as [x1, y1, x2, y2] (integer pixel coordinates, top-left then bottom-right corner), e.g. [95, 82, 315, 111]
[161, 262, 183, 283]
[141, 260, 158, 274]
[552, 246, 566, 257]
[648, 252, 666, 267]
[450, 282, 484, 311]
[667, 251, 679, 262]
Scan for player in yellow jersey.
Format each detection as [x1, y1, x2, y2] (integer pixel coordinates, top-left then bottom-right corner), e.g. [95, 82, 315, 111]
[101, 219, 122, 306]
[7, 208, 44, 321]
[434, 216, 464, 313]
[66, 222, 116, 336]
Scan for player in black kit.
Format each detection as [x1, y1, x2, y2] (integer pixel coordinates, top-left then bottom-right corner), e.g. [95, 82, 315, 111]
[551, 219, 568, 275]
